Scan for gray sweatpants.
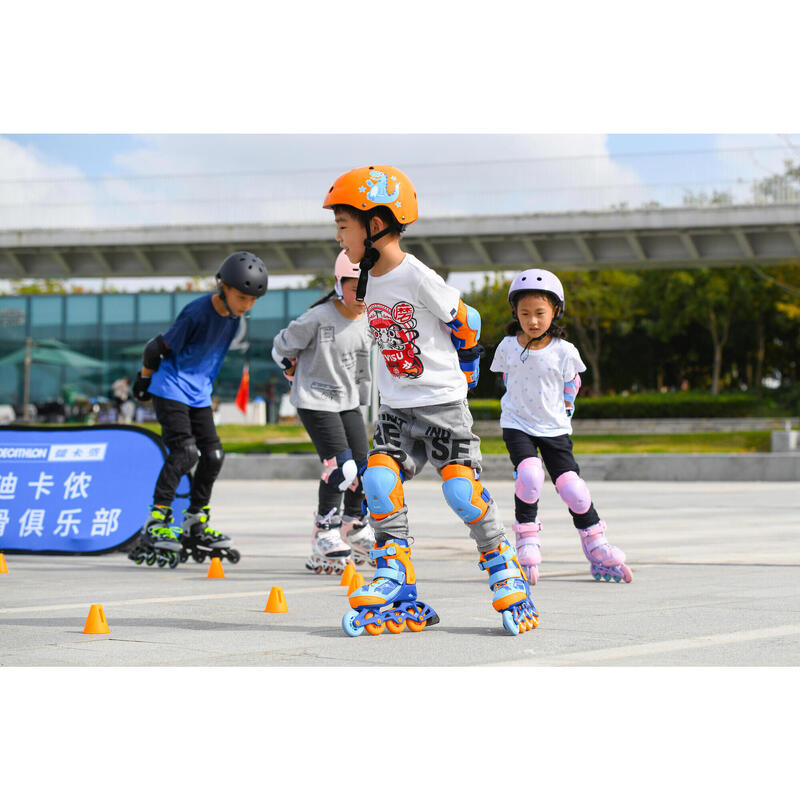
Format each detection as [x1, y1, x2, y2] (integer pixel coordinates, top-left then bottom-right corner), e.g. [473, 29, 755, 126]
[368, 399, 506, 553]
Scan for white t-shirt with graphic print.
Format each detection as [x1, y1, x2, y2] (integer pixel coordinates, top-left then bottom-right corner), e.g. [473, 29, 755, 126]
[490, 335, 587, 437]
[363, 253, 467, 409]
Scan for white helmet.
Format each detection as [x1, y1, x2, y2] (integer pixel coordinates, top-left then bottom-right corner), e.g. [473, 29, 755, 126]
[334, 250, 360, 299]
[508, 268, 565, 318]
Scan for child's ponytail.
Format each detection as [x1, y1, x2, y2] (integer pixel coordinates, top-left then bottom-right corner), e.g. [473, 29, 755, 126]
[309, 289, 337, 309]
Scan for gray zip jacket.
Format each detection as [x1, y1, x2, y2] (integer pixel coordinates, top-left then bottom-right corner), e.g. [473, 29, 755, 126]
[271, 299, 372, 412]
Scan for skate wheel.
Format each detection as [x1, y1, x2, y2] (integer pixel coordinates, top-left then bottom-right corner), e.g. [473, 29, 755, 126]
[193, 552, 206, 563]
[502, 609, 520, 636]
[342, 610, 364, 637]
[146, 553, 157, 566]
[363, 611, 385, 636]
[406, 604, 427, 633]
[603, 573, 611, 582]
[169, 552, 180, 569]
[386, 619, 406, 634]
[314, 566, 324, 574]
[179, 550, 189, 563]
[227, 549, 241, 564]
[134, 554, 145, 565]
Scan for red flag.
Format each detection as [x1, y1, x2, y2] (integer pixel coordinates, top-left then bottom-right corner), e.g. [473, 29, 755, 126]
[235, 363, 250, 414]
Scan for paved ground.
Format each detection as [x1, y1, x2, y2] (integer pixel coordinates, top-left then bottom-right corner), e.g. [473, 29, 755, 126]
[1, 479, 798, 666]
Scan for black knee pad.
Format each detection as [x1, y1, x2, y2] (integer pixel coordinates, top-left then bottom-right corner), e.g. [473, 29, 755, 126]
[168, 441, 199, 474]
[198, 447, 225, 481]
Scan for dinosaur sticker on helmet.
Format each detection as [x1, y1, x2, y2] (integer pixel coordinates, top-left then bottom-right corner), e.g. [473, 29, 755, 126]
[361, 170, 401, 205]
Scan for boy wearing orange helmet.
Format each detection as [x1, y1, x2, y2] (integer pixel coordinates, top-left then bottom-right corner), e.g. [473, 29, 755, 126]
[323, 165, 538, 636]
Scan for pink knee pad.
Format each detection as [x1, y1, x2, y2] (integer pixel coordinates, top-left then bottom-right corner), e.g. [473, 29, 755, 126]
[555, 471, 591, 514]
[514, 457, 544, 504]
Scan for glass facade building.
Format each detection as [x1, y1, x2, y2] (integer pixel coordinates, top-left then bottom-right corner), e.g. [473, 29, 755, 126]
[0, 288, 321, 408]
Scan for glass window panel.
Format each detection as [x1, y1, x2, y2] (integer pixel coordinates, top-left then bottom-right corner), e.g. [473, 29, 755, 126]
[288, 289, 322, 318]
[137, 293, 173, 324]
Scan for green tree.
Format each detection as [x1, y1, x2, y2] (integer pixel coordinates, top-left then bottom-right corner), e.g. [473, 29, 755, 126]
[558, 270, 641, 395]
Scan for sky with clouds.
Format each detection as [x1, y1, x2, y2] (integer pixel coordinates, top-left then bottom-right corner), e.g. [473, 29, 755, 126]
[1, 133, 799, 292]
[1, 133, 799, 232]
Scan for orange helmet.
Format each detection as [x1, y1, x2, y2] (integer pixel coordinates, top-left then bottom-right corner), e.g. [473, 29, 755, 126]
[323, 165, 418, 224]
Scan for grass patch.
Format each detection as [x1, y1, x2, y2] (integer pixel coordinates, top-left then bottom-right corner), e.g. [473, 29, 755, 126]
[478, 431, 771, 454]
[45, 423, 768, 454]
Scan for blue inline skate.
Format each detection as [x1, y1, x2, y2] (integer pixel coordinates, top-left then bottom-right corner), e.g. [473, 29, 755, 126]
[478, 537, 539, 635]
[342, 537, 439, 637]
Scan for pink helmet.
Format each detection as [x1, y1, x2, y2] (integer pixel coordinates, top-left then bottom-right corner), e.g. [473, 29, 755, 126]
[508, 268, 565, 318]
[334, 250, 360, 299]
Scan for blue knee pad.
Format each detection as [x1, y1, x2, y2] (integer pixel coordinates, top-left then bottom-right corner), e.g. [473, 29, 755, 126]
[361, 454, 405, 520]
[441, 464, 490, 524]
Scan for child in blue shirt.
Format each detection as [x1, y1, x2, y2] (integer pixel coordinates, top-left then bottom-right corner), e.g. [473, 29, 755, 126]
[129, 251, 268, 568]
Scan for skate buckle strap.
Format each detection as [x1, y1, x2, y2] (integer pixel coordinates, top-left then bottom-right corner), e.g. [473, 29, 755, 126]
[488, 567, 523, 585]
[478, 544, 518, 571]
[374, 565, 403, 581]
[370, 544, 397, 559]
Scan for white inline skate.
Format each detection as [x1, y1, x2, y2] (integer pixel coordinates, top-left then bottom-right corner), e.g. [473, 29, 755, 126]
[341, 513, 377, 566]
[305, 509, 352, 575]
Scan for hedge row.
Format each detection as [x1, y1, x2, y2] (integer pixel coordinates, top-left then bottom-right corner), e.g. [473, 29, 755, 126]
[468, 392, 775, 420]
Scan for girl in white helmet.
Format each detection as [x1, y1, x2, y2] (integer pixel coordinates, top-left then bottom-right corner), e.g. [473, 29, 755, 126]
[490, 268, 633, 584]
[272, 251, 376, 574]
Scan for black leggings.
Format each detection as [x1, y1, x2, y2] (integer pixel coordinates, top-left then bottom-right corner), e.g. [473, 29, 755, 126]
[502, 428, 600, 529]
[152, 396, 223, 510]
[297, 407, 369, 517]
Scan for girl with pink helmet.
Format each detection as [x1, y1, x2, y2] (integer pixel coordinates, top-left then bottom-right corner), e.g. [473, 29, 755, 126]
[489, 268, 633, 584]
[271, 250, 376, 575]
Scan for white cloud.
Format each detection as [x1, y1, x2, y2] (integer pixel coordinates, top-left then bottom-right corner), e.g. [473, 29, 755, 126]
[2, 133, 653, 229]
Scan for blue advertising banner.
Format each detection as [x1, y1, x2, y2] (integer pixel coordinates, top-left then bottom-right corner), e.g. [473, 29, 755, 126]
[0, 425, 190, 554]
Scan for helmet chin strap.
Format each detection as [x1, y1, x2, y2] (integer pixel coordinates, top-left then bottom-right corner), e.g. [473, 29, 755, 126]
[355, 222, 391, 302]
[217, 280, 240, 320]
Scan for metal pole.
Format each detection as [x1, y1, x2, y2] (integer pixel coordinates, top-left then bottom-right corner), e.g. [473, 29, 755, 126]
[23, 337, 32, 422]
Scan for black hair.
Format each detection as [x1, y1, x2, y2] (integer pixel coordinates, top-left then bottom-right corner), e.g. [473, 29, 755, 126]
[330, 204, 407, 238]
[310, 289, 336, 309]
[505, 288, 567, 341]
[308, 276, 359, 309]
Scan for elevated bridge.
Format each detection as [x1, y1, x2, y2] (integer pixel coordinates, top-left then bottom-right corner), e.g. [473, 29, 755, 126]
[2, 203, 800, 280]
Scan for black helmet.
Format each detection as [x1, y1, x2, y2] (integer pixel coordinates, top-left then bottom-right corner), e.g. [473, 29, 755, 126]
[216, 251, 268, 297]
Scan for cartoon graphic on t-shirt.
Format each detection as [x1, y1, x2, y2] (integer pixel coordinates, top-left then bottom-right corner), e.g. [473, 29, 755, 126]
[367, 301, 424, 379]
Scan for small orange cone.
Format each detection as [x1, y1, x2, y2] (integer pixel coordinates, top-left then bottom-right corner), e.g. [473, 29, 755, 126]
[207, 557, 225, 579]
[347, 573, 365, 596]
[264, 586, 288, 613]
[340, 562, 356, 587]
[0, 553, 8, 574]
[83, 604, 110, 634]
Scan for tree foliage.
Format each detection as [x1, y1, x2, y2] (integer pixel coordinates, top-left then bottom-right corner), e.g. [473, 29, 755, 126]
[463, 265, 800, 398]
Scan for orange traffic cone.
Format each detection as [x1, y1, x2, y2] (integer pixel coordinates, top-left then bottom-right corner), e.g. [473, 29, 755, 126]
[264, 586, 288, 613]
[0, 553, 8, 574]
[83, 604, 110, 634]
[207, 557, 225, 579]
[347, 573, 365, 596]
[340, 562, 356, 587]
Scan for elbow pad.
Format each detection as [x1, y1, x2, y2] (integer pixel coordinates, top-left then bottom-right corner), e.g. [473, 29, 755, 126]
[564, 373, 582, 416]
[447, 300, 481, 350]
[447, 300, 483, 389]
[142, 334, 168, 371]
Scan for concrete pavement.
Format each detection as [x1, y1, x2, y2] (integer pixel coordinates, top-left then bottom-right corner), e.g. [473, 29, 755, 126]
[1, 479, 798, 666]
